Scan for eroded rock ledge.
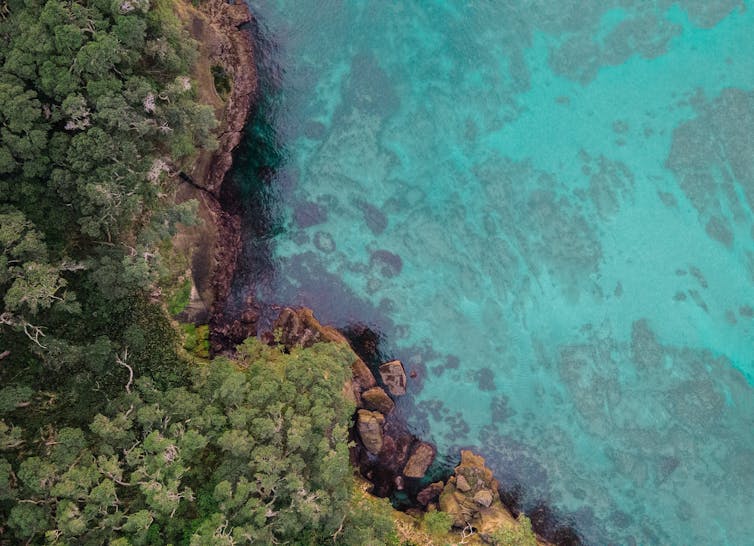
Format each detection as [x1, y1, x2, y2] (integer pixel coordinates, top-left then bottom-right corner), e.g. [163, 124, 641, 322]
[172, 0, 257, 350]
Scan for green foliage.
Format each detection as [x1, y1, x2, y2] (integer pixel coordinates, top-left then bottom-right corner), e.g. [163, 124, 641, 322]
[490, 514, 538, 546]
[211, 64, 231, 96]
[168, 278, 192, 315]
[423, 509, 453, 537]
[0, 0, 217, 358]
[0, 339, 395, 544]
[181, 323, 210, 358]
[0, 0, 207, 429]
[338, 487, 401, 546]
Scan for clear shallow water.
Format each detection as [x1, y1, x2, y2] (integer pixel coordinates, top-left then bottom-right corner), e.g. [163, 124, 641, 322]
[239, 1, 754, 543]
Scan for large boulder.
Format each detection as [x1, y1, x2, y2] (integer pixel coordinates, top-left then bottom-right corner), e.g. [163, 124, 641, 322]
[378, 359, 407, 396]
[357, 409, 385, 455]
[362, 387, 395, 414]
[403, 442, 436, 478]
[474, 489, 494, 508]
[351, 358, 377, 391]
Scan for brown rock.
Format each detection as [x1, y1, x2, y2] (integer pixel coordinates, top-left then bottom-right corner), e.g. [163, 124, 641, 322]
[240, 309, 258, 324]
[357, 409, 384, 455]
[456, 474, 471, 492]
[378, 422, 414, 473]
[174, 0, 258, 354]
[476, 506, 518, 541]
[175, 280, 210, 323]
[403, 442, 436, 478]
[351, 358, 377, 391]
[378, 359, 407, 396]
[438, 484, 467, 528]
[361, 387, 395, 414]
[274, 307, 348, 349]
[417, 481, 444, 506]
[474, 489, 493, 507]
[405, 507, 424, 519]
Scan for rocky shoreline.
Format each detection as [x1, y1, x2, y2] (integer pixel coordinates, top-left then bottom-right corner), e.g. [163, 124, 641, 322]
[272, 307, 559, 545]
[177, 3, 578, 543]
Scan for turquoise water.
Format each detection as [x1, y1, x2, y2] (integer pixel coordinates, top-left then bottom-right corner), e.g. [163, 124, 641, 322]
[240, 1, 754, 543]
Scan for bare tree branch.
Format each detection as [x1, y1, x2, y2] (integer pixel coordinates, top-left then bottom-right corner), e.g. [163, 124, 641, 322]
[116, 348, 133, 393]
[459, 522, 475, 544]
[1, 313, 47, 349]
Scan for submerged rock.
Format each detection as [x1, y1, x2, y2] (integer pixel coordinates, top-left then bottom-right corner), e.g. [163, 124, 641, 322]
[379, 359, 407, 396]
[294, 201, 327, 228]
[362, 386, 395, 414]
[403, 442, 436, 478]
[370, 249, 403, 277]
[357, 409, 385, 455]
[313, 231, 336, 253]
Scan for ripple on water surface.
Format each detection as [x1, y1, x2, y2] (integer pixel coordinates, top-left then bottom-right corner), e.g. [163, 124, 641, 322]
[241, 1, 754, 543]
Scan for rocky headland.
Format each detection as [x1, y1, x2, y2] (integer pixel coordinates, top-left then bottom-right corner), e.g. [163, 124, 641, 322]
[272, 307, 553, 544]
[173, 3, 573, 542]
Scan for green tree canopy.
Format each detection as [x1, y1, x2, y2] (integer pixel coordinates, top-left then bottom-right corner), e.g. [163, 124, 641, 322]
[0, 340, 397, 544]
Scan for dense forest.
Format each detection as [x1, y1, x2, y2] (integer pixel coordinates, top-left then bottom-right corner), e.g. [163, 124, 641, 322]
[0, 0, 403, 543]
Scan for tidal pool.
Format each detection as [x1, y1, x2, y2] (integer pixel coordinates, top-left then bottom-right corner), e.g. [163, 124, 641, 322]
[234, 1, 754, 543]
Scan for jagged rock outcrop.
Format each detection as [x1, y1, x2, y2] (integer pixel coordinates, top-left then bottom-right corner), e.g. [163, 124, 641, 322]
[403, 442, 436, 478]
[474, 489, 494, 508]
[273, 307, 349, 349]
[438, 450, 518, 538]
[361, 386, 395, 414]
[357, 409, 385, 455]
[379, 359, 407, 396]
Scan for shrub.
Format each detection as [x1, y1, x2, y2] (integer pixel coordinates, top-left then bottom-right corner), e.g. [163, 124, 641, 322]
[423, 510, 454, 537]
[490, 514, 538, 546]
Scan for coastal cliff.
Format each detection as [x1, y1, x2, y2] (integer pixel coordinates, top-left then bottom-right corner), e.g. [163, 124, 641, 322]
[170, 0, 257, 350]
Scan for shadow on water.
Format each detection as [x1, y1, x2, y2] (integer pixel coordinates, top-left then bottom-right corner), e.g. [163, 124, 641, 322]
[219, 13, 285, 331]
[226, 13, 398, 338]
[225, 11, 588, 546]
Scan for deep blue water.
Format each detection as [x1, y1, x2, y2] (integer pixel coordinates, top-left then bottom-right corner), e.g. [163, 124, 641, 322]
[237, 1, 754, 543]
